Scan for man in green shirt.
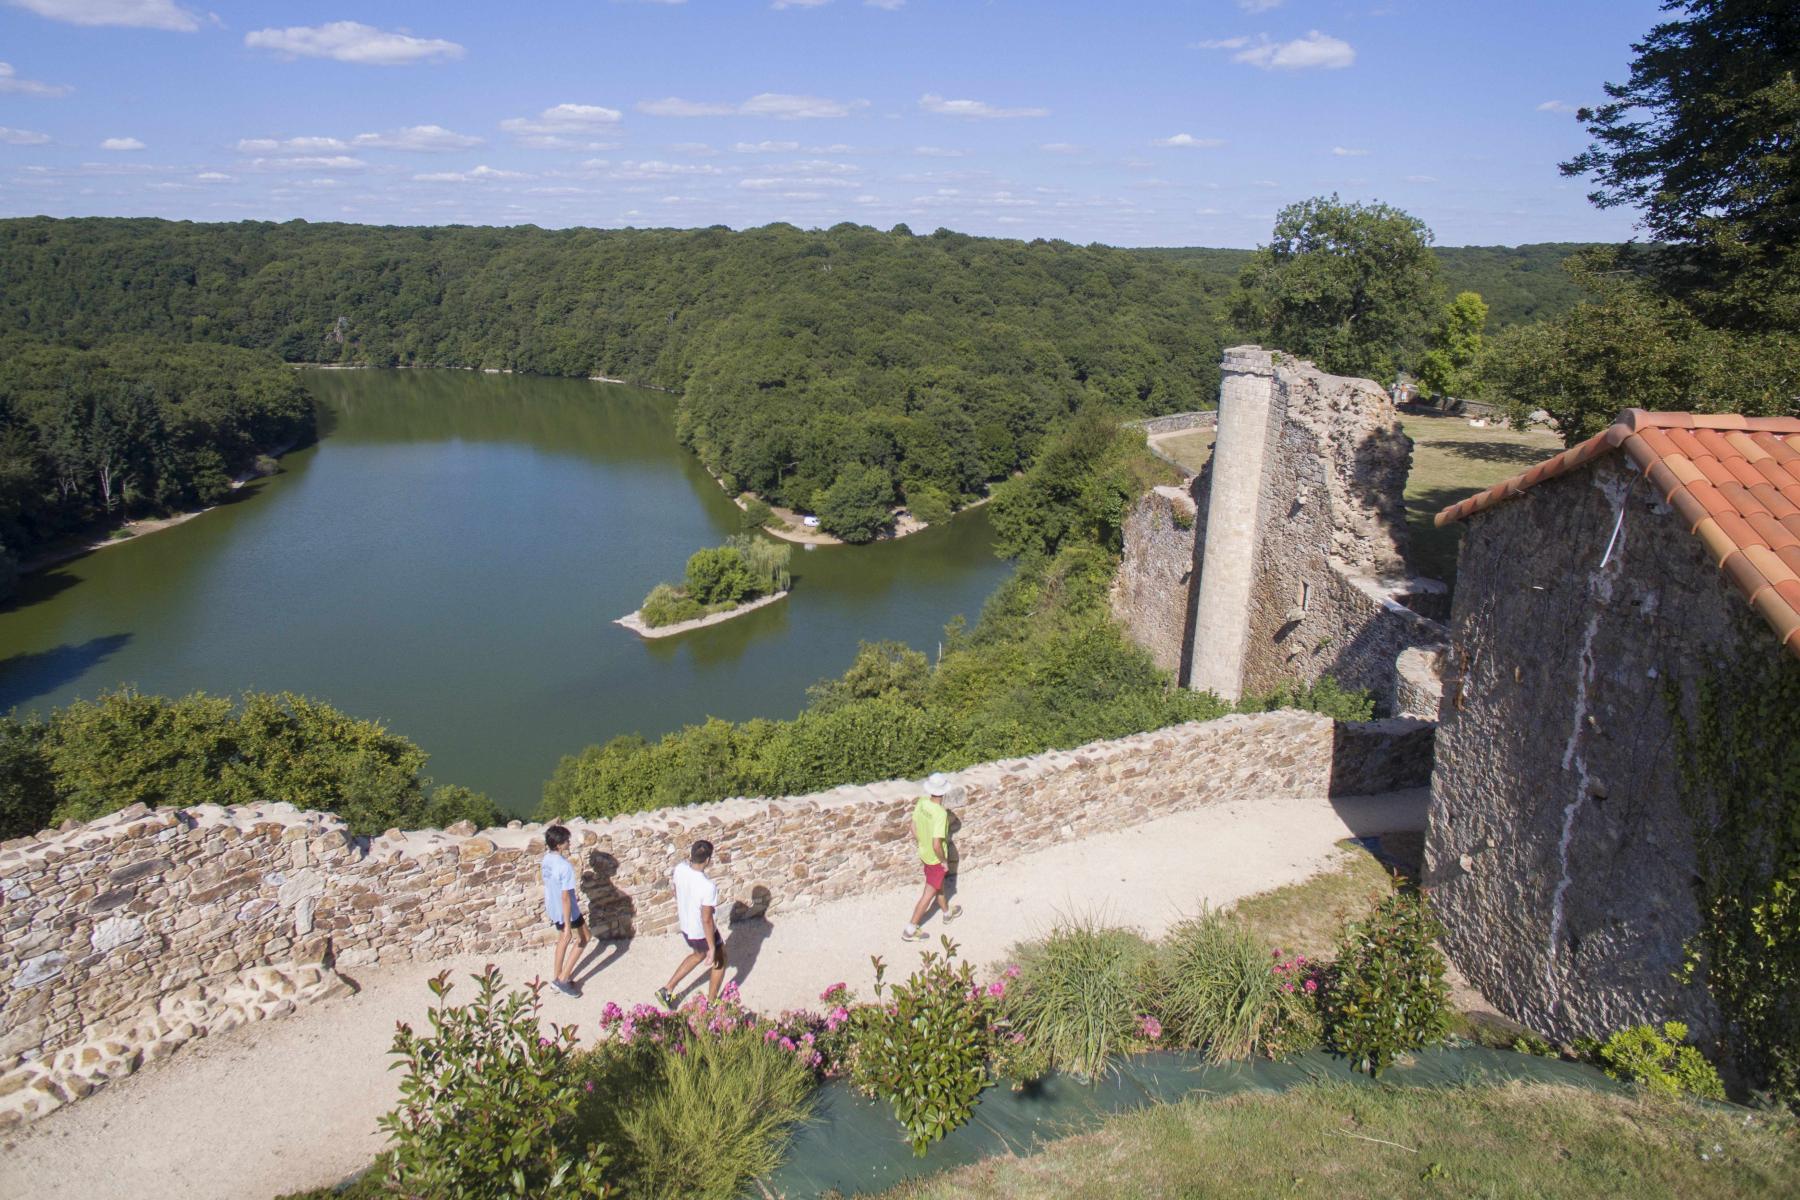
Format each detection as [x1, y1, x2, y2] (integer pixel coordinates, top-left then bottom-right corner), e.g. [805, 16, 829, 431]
[902, 772, 962, 941]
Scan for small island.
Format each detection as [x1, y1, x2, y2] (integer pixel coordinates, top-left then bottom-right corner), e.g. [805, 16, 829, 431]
[615, 535, 793, 639]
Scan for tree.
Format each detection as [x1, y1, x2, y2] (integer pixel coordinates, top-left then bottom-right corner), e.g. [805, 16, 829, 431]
[1416, 291, 1489, 401]
[683, 546, 753, 605]
[1233, 195, 1442, 381]
[1562, 0, 1800, 329]
[811, 462, 893, 543]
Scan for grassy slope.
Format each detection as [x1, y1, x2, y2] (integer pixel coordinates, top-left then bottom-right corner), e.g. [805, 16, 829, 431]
[868, 1082, 1799, 1200]
[1149, 414, 1561, 587]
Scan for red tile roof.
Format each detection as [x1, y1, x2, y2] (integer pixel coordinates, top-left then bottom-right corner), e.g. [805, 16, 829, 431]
[1435, 410, 1800, 661]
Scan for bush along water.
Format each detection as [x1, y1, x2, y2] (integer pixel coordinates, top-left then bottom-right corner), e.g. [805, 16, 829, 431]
[1322, 891, 1452, 1075]
[637, 534, 792, 628]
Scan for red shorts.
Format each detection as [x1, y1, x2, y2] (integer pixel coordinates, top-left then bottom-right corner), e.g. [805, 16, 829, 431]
[923, 863, 946, 890]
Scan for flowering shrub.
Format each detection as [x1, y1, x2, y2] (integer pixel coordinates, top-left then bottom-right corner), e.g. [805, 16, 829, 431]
[1323, 891, 1451, 1075]
[379, 966, 611, 1199]
[851, 938, 1017, 1155]
[595, 981, 826, 1075]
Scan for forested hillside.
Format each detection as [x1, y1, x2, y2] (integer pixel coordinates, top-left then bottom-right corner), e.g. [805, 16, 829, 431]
[0, 218, 1231, 537]
[1138, 242, 1599, 330]
[0, 337, 314, 580]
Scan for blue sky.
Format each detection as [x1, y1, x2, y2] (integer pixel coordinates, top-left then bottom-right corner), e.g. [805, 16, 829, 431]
[0, 0, 1662, 247]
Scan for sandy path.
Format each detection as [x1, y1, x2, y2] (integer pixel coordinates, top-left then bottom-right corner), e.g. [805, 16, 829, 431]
[0, 788, 1426, 1200]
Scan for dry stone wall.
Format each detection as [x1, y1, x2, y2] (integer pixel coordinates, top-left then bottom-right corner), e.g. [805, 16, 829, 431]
[0, 709, 1427, 1126]
[1111, 484, 1200, 675]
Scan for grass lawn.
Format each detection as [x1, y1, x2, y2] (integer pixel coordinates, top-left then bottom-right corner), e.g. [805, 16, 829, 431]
[866, 1081, 1799, 1200]
[1227, 839, 1405, 961]
[1143, 413, 1561, 588]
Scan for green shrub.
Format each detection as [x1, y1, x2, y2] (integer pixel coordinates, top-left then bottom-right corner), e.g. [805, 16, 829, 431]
[1577, 1021, 1726, 1101]
[853, 940, 996, 1155]
[1237, 674, 1375, 722]
[1323, 892, 1452, 1075]
[614, 1029, 813, 1200]
[739, 497, 773, 531]
[1006, 920, 1156, 1080]
[638, 583, 705, 628]
[1512, 1032, 1558, 1058]
[904, 484, 954, 527]
[1156, 911, 1316, 1062]
[0, 714, 55, 839]
[379, 966, 611, 1199]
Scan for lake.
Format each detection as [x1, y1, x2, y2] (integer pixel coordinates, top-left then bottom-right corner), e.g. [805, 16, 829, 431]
[0, 370, 1013, 814]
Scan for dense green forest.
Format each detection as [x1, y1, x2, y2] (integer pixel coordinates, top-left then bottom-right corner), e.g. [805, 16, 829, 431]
[0, 336, 314, 586]
[0, 217, 1232, 539]
[1137, 242, 1599, 332]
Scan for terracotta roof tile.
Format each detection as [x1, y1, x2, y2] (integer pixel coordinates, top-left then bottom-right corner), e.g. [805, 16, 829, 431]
[1436, 409, 1800, 662]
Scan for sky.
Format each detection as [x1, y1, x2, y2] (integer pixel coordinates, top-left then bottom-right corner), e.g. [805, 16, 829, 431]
[0, 0, 1665, 247]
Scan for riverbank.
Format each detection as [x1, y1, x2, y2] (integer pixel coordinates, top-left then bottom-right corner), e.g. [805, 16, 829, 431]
[614, 588, 789, 638]
[729, 489, 994, 547]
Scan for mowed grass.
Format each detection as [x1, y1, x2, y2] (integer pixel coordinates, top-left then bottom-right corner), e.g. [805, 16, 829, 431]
[867, 1082, 1800, 1200]
[1145, 413, 1561, 587]
[1226, 840, 1403, 961]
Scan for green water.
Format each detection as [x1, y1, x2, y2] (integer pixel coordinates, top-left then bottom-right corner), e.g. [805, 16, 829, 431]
[0, 370, 1012, 813]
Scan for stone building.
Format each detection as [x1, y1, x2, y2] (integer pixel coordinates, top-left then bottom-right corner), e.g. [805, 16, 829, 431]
[1115, 346, 1448, 715]
[1427, 409, 1800, 1048]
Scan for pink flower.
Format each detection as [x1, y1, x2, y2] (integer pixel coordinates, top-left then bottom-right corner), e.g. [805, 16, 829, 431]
[1304, 979, 1318, 994]
[1138, 1015, 1163, 1040]
[1003, 964, 1021, 979]
[765, 1029, 780, 1042]
[987, 981, 1006, 998]
[721, 981, 741, 1002]
[584, 1081, 595, 1093]
[779, 1037, 796, 1052]
[538, 1036, 552, 1046]
[820, 982, 847, 1002]
[601, 1001, 623, 1022]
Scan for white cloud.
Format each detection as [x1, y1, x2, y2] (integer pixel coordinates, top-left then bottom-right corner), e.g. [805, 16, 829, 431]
[913, 145, 965, 157]
[639, 94, 857, 119]
[354, 125, 483, 151]
[0, 125, 51, 145]
[0, 62, 72, 97]
[100, 136, 144, 151]
[413, 164, 529, 183]
[1206, 30, 1355, 70]
[7, 0, 198, 30]
[919, 93, 1049, 119]
[670, 142, 717, 155]
[195, 171, 231, 183]
[740, 176, 855, 189]
[247, 155, 366, 171]
[245, 22, 465, 67]
[1155, 133, 1224, 148]
[611, 159, 724, 178]
[500, 104, 623, 136]
[1237, 0, 1283, 11]
[237, 136, 348, 154]
[1331, 146, 1369, 157]
[734, 140, 800, 152]
[866, 0, 903, 8]
[1537, 100, 1577, 113]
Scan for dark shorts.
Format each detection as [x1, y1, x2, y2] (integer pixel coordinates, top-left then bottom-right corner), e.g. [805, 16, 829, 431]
[683, 929, 724, 956]
[551, 914, 586, 932]
[923, 862, 947, 890]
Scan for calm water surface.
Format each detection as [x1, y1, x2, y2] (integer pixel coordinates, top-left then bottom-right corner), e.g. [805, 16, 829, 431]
[0, 370, 1011, 812]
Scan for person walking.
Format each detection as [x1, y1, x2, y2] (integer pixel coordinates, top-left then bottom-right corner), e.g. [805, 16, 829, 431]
[657, 839, 727, 1008]
[902, 772, 961, 941]
[541, 825, 588, 997]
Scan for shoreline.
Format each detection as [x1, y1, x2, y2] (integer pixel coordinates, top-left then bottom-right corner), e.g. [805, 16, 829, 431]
[724, 486, 994, 548]
[289, 362, 676, 394]
[614, 589, 789, 638]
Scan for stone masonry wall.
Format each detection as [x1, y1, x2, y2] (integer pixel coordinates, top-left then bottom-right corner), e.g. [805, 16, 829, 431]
[1427, 454, 1776, 1054]
[1237, 353, 1449, 710]
[1, 710, 1425, 1124]
[1111, 484, 1199, 675]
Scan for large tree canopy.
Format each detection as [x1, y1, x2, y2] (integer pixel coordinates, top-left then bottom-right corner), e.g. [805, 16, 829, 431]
[1232, 195, 1443, 381]
[1562, 0, 1800, 328]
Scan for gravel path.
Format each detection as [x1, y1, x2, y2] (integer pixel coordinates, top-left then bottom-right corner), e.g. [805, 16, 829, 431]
[0, 788, 1426, 1200]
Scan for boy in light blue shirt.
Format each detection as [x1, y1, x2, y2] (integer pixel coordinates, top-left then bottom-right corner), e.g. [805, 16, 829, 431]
[541, 825, 587, 997]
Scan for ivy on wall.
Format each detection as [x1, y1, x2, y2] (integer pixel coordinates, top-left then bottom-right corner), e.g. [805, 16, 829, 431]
[1669, 655, 1800, 1109]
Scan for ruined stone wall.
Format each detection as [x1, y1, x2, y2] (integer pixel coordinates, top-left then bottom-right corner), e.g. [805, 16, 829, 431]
[1427, 454, 1772, 1050]
[1, 709, 1428, 1123]
[1111, 484, 1199, 675]
[1236, 354, 1448, 709]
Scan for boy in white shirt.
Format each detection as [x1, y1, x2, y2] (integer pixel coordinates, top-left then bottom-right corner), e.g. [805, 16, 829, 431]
[541, 825, 587, 997]
[657, 839, 726, 1008]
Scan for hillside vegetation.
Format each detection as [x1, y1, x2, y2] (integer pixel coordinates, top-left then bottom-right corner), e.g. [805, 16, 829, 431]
[0, 218, 1232, 539]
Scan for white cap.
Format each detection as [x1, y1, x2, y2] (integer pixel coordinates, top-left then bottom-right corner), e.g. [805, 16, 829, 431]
[925, 772, 951, 797]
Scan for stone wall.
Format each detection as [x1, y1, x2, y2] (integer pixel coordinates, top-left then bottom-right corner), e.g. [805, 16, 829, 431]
[1427, 453, 1775, 1051]
[1127, 411, 1218, 437]
[1111, 484, 1199, 675]
[1, 709, 1423, 1124]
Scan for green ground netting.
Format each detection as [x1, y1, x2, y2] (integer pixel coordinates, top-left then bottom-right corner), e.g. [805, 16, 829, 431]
[760, 1045, 1629, 1199]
